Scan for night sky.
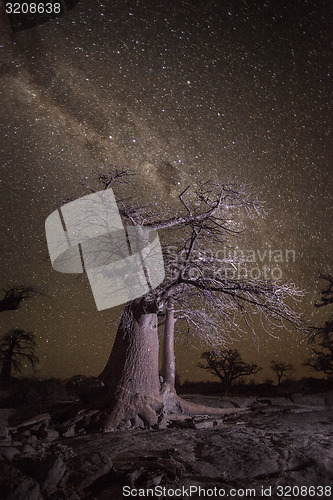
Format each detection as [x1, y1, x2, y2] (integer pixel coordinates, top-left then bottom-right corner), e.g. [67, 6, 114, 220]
[0, 0, 332, 382]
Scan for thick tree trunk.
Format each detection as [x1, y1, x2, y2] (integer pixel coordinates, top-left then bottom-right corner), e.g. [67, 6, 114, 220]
[161, 297, 175, 387]
[64, 296, 242, 432]
[96, 299, 162, 430]
[87, 297, 235, 432]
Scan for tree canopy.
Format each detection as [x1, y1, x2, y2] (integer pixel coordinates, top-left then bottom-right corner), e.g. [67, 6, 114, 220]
[0, 286, 40, 313]
[0, 329, 39, 380]
[305, 274, 333, 375]
[270, 360, 294, 385]
[52, 168, 307, 430]
[198, 349, 261, 390]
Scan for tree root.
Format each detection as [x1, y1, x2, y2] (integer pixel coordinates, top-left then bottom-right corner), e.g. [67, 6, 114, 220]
[51, 386, 247, 434]
[175, 395, 247, 417]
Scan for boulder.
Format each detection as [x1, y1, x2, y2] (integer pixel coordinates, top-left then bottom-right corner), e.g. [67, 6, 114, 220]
[11, 440, 23, 448]
[26, 435, 38, 445]
[0, 446, 19, 461]
[39, 428, 59, 441]
[0, 425, 9, 439]
[193, 419, 215, 430]
[67, 451, 112, 490]
[56, 422, 76, 438]
[13, 413, 51, 430]
[74, 415, 91, 432]
[16, 455, 68, 492]
[62, 426, 76, 438]
[0, 462, 41, 500]
[21, 444, 36, 455]
[0, 434, 11, 446]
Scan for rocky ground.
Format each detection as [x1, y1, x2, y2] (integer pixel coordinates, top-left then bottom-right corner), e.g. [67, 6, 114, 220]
[0, 393, 332, 499]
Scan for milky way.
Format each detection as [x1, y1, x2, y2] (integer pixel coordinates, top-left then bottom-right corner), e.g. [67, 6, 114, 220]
[0, 0, 332, 381]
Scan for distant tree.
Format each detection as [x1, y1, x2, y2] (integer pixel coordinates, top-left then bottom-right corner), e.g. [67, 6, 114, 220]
[0, 329, 39, 380]
[0, 286, 40, 313]
[270, 360, 294, 385]
[305, 274, 333, 375]
[314, 274, 333, 308]
[198, 349, 262, 391]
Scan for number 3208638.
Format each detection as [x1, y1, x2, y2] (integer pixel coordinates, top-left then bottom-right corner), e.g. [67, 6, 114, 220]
[5, 3, 62, 15]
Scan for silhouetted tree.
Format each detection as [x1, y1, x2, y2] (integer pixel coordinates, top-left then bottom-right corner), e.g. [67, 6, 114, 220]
[0, 286, 40, 313]
[305, 274, 333, 375]
[198, 349, 262, 391]
[56, 169, 306, 430]
[314, 274, 333, 307]
[270, 360, 294, 385]
[0, 329, 39, 380]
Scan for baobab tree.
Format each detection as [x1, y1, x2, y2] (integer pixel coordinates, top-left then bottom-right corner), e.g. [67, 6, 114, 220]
[0, 286, 40, 313]
[55, 169, 305, 431]
[198, 349, 261, 392]
[0, 329, 39, 380]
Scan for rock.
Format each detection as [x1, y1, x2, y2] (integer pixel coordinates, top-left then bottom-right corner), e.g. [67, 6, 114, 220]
[68, 451, 112, 490]
[56, 422, 76, 437]
[0, 434, 12, 446]
[26, 435, 38, 444]
[17, 455, 68, 493]
[74, 415, 91, 432]
[169, 417, 194, 429]
[20, 430, 31, 437]
[21, 444, 36, 455]
[11, 440, 23, 448]
[13, 413, 51, 430]
[42, 457, 68, 492]
[0, 426, 9, 439]
[39, 428, 59, 441]
[62, 426, 76, 438]
[0, 446, 19, 461]
[29, 423, 44, 432]
[0, 462, 41, 500]
[193, 419, 214, 430]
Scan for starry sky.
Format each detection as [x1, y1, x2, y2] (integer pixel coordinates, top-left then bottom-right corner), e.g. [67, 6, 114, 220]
[0, 0, 332, 382]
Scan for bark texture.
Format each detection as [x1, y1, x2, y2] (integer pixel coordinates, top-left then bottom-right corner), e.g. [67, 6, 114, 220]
[97, 300, 162, 430]
[161, 298, 175, 387]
